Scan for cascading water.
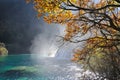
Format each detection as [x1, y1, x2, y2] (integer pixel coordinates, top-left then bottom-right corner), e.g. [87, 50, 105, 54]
[28, 18, 96, 80]
[55, 43, 76, 59]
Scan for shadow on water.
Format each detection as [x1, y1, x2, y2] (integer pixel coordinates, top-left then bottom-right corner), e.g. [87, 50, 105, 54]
[0, 65, 49, 80]
[0, 69, 38, 80]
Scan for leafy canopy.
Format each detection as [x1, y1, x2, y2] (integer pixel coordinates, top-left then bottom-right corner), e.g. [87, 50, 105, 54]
[27, 0, 120, 57]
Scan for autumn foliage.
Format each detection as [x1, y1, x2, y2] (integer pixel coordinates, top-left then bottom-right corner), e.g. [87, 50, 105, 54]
[27, 0, 120, 79]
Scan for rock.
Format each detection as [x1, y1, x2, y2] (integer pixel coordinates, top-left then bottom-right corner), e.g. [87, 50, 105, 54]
[0, 42, 8, 56]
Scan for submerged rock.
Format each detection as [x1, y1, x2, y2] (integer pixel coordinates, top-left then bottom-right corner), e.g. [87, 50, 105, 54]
[0, 66, 39, 80]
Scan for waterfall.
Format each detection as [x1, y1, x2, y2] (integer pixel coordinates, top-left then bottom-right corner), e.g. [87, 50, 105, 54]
[55, 43, 77, 59]
[29, 19, 79, 59]
[30, 21, 66, 58]
[47, 43, 58, 57]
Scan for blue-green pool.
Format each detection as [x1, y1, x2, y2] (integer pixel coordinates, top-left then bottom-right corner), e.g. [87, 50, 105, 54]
[0, 54, 82, 80]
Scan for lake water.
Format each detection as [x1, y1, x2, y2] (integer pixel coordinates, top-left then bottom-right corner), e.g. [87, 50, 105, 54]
[0, 54, 84, 80]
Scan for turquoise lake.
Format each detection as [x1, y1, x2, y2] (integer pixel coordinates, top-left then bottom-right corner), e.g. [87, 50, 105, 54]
[0, 54, 82, 80]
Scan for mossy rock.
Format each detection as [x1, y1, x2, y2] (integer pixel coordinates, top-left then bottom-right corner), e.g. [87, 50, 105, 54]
[0, 47, 8, 56]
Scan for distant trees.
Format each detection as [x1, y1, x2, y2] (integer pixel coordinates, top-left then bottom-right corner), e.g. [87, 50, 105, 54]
[28, 0, 120, 79]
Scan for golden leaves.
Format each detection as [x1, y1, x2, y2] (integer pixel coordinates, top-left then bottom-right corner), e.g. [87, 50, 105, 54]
[26, 0, 31, 3]
[77, 0, 91, 7]
[33, 0, 62, 18]
[43, 11, 75, 24]
[64, 20, 80, 41]
[27, 0, 120, 63]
